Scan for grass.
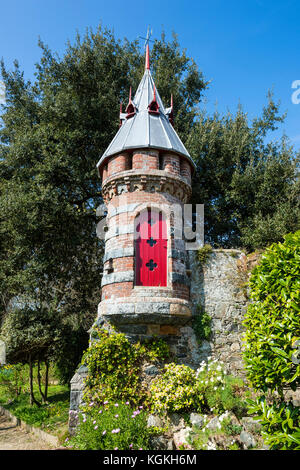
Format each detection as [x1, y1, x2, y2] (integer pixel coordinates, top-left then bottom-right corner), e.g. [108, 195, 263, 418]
[0, 364, 70, 441]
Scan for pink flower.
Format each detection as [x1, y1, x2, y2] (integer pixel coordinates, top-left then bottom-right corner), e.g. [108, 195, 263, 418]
[114, 403, 119, 407]
[103, 400, 108, 405]
[94, 425, 98, 430]
[114, 447, 118, 450]
[125, 401, 130, 405]
[102, 430, 106, 435]
[115, 414, 119, 418]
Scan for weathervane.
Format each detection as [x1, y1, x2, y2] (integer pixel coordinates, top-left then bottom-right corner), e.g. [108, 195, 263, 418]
[139, 26, 154, 49]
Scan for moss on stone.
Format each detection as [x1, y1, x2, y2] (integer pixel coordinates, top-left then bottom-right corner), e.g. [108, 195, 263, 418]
[197, 244, 213, 265]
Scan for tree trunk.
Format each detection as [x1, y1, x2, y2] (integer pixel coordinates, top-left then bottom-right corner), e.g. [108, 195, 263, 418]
[29, 354, 41, 407]
[44, 360, 49, 402]
[37, 358, 46, 403]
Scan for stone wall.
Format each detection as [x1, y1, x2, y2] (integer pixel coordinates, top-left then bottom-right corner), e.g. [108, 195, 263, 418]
[188, 249, 250, 375]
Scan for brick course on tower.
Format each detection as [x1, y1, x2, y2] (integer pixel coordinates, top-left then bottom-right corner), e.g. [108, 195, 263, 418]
[95, 45, 196, 342]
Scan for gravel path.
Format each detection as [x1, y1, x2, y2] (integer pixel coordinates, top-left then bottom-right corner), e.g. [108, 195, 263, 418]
[0, 414, 55, 450]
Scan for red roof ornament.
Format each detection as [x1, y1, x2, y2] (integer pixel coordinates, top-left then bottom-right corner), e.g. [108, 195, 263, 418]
[148, 85, 160, 115]
[125, 86, 136, 119]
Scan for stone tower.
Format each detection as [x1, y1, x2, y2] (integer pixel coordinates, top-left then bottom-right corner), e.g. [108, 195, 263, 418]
[69, 47, 197, 426]
[94, 45, 196, 351]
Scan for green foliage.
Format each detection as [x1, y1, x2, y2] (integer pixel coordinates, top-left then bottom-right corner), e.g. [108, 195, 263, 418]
[81, 328, 169, 407]
[193, 305, 212, 344]
[138, 337, 170, 362]
[189, 101, 300, 249]
[243, 231, 300, 395]
[247, 397, 300, 450]
[187, 425, 211, 450]
[187, 411, 243, 450]
[150, 363, 203, 414]
[221, 417, 243, 436]
[53, 323, 89, 385]
[0, 378, 69, 432]
[68, 401, 150, 450]
[82, 328, 141, 406]
[197, 244, 213, 264]
[0, 307, 61, 363]
[196, 360, 248, 417]
[0, 364, 28, 400]
[150, 359, 248, 417]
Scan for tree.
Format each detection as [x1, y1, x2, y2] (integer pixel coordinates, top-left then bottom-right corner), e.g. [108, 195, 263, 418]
[188, 96, 300, 250]
[0, 304, 61, 405]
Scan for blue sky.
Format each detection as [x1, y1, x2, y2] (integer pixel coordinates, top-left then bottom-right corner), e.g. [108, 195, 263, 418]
[1, 0, 300, 149]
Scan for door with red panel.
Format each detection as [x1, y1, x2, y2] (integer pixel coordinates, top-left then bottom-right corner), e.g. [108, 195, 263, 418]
[135, 209, 167, 286]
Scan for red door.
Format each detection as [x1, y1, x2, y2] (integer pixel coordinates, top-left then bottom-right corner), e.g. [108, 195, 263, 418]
[135, 210, 167, 286]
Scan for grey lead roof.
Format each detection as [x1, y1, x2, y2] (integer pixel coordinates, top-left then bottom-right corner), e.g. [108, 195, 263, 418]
[96, 68, 195, 171]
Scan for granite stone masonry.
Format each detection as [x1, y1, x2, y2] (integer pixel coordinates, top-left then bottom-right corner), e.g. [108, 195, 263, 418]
[188, 249, 250, 375]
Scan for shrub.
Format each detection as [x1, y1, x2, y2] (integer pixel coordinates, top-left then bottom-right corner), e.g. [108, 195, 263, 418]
[196, 359, 247, 417]
[243, 230, 300, 395]
[81, 328, 169, 408]
[139, 337, 170, 362]
[243, 231, 300, 450]
[150, 363, 203, 414]
[82, 328, 142, 407]
[68, 401, 150, 450]
[149, 360, 248, 417]
[247, 397, 300, 450]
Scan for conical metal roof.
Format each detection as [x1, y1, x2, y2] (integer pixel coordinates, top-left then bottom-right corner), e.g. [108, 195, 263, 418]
[97, 47, 195, 172]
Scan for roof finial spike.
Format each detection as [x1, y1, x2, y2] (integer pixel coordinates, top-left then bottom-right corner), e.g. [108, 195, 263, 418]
[129, 86, 132, 102]
[153, 84, 156, 100]
[145, 43, 150, 70]
[171, 94, 173, 108]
